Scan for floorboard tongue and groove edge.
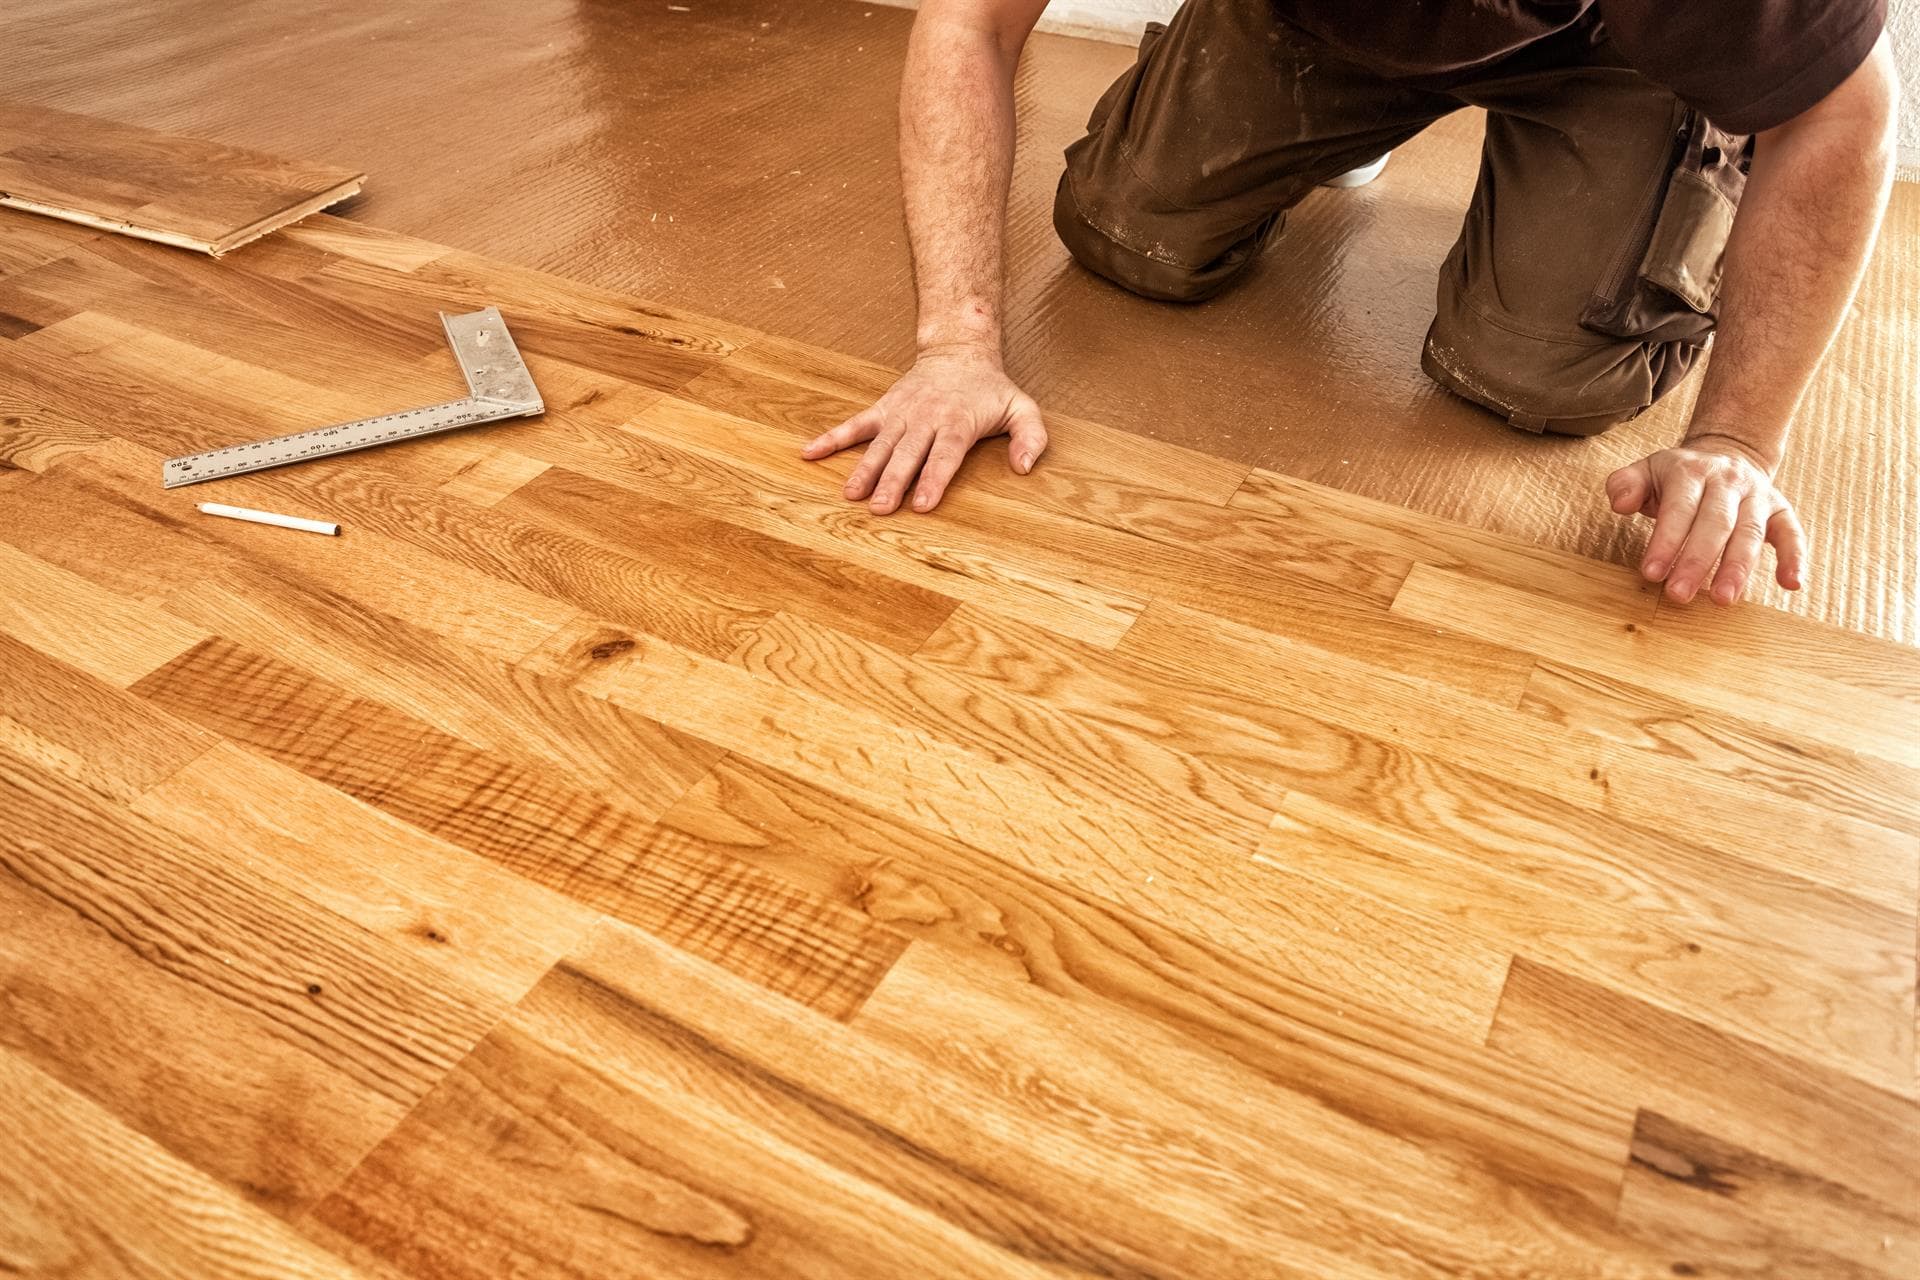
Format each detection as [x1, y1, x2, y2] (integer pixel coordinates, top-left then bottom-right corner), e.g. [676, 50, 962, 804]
[0, 101, 364, 256]
[0, 210, 1915, 1278]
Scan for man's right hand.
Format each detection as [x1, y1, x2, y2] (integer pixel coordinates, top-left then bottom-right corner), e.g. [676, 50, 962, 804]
[801, 347, 1048, 515]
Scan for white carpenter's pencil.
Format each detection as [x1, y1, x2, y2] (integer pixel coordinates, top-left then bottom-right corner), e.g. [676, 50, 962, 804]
[197, 502, 340, 536]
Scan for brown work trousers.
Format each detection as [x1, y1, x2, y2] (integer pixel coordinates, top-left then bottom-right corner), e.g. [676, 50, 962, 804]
[1053, 2, 1753, 435]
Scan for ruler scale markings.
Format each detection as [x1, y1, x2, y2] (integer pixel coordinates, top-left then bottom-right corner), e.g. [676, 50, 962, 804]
[161, 306, 543, 489]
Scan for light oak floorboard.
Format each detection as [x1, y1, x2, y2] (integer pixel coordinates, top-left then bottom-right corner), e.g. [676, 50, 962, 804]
[2, 215, 1913, 1276]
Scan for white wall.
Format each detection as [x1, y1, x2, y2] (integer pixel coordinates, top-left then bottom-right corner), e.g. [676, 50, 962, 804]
[866, 0, 1175, 44]
[1889, 0, 1920, 175]
[1027, 0, 1178, 41]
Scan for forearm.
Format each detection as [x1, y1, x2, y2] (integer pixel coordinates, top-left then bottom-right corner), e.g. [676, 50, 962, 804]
[899, 3, 1040, 357]
[1687, 43, 1897, 470]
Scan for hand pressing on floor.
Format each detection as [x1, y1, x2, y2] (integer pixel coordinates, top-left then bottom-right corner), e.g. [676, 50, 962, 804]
[1605, 434, 1806, 606]
[1598, 33, 1891, 609]
[802, 347, 1048, 515]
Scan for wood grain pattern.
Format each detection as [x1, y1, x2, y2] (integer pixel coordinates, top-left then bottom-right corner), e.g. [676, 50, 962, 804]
[1617, 1109, 1917, 1280]
[0, 744, 502, 1215]
[0, 102, 363, 255]
[0, 1048, 379, 1279]
[1, 213, 1915, 1276]
[0, 630, 213, 800]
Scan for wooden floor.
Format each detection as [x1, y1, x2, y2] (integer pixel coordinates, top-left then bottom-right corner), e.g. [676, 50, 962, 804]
[1, 211, 1916, 1277]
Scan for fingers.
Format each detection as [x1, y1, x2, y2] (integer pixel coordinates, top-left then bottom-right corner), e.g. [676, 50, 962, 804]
[803, 408, 882, 460]
[1708, 495, 1769, 605]
[910, 430, 973, 513]
[1006, 396, 1048, 476]
[1605, 460, 1652, 515]
[841, 430, 900, 502]
[814, 371, 1045, 515]
[869, 429, 937, 514]
[1664, 486, 1739, 603]
[1614, 443, 1805, 603]
[1768, 504, 1808, 590]
[1639, 470, 1706, 583]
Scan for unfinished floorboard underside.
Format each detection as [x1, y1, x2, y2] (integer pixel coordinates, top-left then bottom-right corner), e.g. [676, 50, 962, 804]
[0, 210, 1915, 1278]
[0, 101, 363, 255]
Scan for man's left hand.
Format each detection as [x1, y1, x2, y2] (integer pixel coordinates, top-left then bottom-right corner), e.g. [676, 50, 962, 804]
[1605, 436, 1807, 605]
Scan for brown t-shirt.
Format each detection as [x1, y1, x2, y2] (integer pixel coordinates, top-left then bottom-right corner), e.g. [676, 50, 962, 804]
[1275, 0, 1886, 134]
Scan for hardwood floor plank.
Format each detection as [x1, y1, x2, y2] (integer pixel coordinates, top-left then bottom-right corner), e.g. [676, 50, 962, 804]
[497, 465, 958, 654]
[859, 947, 1660, 1278]
[0, 102, 363, 255]
[0, 744, 502, 1214]
[0, 538, 206, 686]
[444, 921, 1674, 1278]
[305, 243, 751, 395]
[677, 356, 1256, 511]
[0, 378, 109, 471]
[218, 444, 784, 661]
[721, 330, 1259, 510]
[929, 602, 1919, 957]
[503, 394, 1148, 647]
[521, 618, 1484, 1037]
[617, 391, 1546, 699]
[735, 611, 1278, 840]
[1391, 563, 1920, 767]
[0, 214, 1905, 1274]
[276, 217, 449, 273]
[657, 754, 1637, 1213]
[1614, 1109, 1917, 1279]
[526, 616, 1228, 867]
[0, 629, 213, 800]
[0, 208, 105, 278]
[163, 575, 721, 823]
[0, 265, 83, 338]
[1, 447, 719, 814]
[0, 1048, 376, 1279]
[435, 446, 552, 508]
[1229, 467, 1661, 618]
[132, 638, 905, 1020]
[0, 359, 723, 661]
[1266, 792, 1915, 1092]
[21, 439, 577, 665]
[1650, 590, 1920, 706]
[14, 310, 485, 491]
[6, 237, 457, 400]
[729, 611, 1508, 1036]
[131, 743, 595, 1007]
[1154, 601, 1917, 896]
[1488, 958, 1920, 1214]
[1520, 658, 1920, 846]
[308, 940, 1070, 1280]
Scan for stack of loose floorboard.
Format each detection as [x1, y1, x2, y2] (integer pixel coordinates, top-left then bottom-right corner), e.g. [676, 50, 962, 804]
[0, 210, 1914, 1278]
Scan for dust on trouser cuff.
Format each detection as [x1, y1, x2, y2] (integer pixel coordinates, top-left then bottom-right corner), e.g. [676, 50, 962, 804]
[1049, 7, 1430, 305]
[1420, 275, 1706, 438]
[1414, 82, 1743, 438]
[1051, 169, 1285, 304]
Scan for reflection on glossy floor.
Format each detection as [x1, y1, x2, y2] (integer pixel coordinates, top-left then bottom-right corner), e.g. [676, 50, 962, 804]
[2, 212, 1917, 1278]
[5, 0, 1914, 641]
